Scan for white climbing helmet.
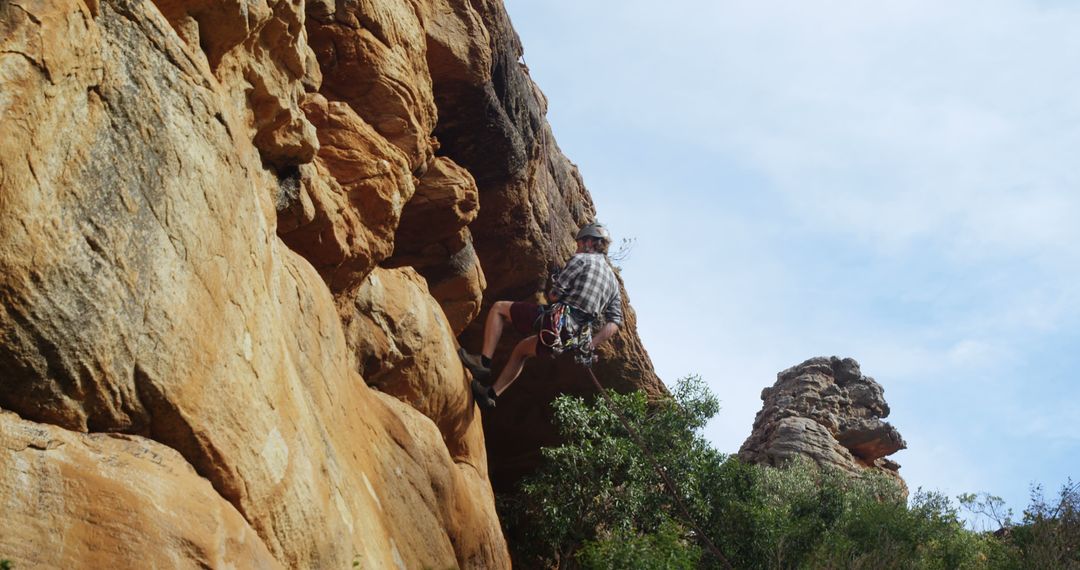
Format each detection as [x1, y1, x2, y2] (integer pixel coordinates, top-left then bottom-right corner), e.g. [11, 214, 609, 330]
[575, 222, 610, 243]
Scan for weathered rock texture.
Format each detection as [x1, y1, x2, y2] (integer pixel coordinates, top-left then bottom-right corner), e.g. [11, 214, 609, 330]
[739, 357, 907, 487]
[0, 410, 281, 569]
[0, 0, 659, 566]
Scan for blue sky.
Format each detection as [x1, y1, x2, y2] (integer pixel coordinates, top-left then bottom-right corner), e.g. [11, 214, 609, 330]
[503, 0, 1080, 524]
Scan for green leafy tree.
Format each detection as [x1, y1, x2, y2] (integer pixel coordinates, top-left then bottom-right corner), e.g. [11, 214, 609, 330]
[1008, 480, 1080, 568]
[499, 375, 1067, 569]
[577, 516, 701, 570]
[500, 375, 723, 568]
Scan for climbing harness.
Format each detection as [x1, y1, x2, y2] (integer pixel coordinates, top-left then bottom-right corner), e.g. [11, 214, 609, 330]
[536, 303, 596, 366]
[581, 364, 734, 570]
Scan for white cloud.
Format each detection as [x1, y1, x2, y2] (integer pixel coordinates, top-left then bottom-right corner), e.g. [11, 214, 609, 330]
[947, 339, 997, 367]
[526, 0, 1080, 269]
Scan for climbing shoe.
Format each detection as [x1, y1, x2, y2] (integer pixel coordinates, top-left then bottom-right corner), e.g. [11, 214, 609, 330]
[458, 347, 491, 380]
[471, 379, 497, 410]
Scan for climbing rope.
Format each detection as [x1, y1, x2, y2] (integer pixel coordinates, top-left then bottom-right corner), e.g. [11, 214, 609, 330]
[581, 365, 734, 570]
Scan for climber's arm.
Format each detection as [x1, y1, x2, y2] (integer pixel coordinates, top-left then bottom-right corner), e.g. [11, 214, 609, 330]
[591, 288, 623, 350]
[589, 321, 620, 350]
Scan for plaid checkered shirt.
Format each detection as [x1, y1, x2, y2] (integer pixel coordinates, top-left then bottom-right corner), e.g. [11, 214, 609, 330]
[551, 252, 623, 326]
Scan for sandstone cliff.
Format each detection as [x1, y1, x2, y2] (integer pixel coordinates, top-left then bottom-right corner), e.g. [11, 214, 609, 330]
[0, 0, 658, 567]
[739, 357, 907, 489]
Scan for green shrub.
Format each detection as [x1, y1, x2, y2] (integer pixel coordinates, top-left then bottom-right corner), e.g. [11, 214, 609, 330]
[1009, 480, 1080, 568]
[577, 517, 701, 570]
[499, 375, 722, 567]
[498, 376, 1070, 569]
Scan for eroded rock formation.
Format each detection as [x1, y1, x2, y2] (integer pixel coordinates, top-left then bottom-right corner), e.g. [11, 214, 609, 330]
[0, 0, 658, 566]
[0, 410, 281, 568]
[739, 357, 907, 488]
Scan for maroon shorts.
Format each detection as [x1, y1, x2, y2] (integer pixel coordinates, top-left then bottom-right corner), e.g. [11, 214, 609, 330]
[509, 301, 567, 357]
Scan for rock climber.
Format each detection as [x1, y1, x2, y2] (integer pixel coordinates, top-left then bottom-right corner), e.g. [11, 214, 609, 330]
[459, 222, 623, 409]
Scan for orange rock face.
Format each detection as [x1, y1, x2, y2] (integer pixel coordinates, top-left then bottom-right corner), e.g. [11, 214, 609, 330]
[389, 157, 486, 334]
[338, 266, 477, 457]
[282, 94, 416, 291]
[0, 0, 660, 566]
[0, 0, 507, 567]
[307, 0, 437, 171]
[0, 411, 281, 569]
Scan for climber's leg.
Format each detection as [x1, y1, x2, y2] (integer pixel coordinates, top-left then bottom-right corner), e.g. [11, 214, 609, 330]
[491, 335, 539, 396]
[481, 301, 514, 359]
